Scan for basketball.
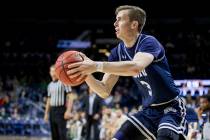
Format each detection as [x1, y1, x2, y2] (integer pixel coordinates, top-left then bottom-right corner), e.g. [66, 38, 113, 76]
[55, 50, 86, 86]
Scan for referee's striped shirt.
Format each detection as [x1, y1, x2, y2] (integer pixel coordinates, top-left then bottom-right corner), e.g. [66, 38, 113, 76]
[47, 80, 72, 107]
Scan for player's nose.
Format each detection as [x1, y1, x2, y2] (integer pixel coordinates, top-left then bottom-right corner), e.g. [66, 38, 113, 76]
[114, 20, 118, 27]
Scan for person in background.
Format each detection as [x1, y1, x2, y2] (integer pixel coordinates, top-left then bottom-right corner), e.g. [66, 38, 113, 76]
[195, 95, 210, 128]
[82, 87, 103, 140]
[44, 65, 73, 140]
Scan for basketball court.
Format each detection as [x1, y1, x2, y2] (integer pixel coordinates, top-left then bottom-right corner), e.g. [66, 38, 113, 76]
[0, 136, 50, 140]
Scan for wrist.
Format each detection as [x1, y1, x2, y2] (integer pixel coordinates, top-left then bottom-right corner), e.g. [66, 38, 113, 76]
[66, 108, 70, 112]
[95, 62, 104, 72]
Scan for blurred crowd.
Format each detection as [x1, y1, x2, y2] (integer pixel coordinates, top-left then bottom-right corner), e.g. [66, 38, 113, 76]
[0, 26, 210, 81]
[0, 74, 210, 139]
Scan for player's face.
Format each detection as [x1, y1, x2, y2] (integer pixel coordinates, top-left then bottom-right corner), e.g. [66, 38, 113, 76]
[114, 10, 134, 40]
[50, 67, 58, 81]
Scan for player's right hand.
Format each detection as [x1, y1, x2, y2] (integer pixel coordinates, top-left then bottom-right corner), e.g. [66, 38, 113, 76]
[67, 52, 97, 79]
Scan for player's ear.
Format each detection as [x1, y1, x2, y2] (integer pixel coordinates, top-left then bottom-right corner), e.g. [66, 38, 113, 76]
[131, 21, 138, 30]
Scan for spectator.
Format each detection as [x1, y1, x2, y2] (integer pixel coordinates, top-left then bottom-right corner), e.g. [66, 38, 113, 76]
[82, 87, 103, 140]
[195, 95, 210, 128]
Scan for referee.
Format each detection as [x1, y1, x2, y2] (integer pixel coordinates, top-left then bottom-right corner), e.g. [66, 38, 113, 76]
[44, 65, 73, 140]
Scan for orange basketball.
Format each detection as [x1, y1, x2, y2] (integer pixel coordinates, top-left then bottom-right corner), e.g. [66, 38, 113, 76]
[55, 50, 86, 86]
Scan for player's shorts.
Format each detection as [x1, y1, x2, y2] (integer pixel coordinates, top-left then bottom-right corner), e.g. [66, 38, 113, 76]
[126, 97, 188, 140]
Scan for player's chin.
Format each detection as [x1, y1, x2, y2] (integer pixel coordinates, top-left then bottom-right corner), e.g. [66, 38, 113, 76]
[115, 33, 121, 39]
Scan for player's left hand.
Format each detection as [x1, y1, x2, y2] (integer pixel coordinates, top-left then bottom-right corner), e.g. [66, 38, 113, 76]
[67, 52, 96, 80]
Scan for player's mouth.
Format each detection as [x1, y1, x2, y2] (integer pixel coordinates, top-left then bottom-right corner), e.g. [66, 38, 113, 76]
[115, 28, 119, 34]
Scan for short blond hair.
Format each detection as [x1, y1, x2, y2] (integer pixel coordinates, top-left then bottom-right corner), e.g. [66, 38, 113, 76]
[115, 5, 146, 32]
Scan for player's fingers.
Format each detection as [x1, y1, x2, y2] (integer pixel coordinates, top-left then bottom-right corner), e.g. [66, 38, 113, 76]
[69, 72, 82, 79]
[67, 67, 80, 75]
[78, 52, 87, 60]
[67, 62, 82, 69]
[76, 74, 86, 82]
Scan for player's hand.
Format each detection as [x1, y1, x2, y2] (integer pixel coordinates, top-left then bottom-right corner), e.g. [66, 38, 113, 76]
[64, 110, 73, 120]
[44, 114, 49, 123]
[67, 52, 96, 79]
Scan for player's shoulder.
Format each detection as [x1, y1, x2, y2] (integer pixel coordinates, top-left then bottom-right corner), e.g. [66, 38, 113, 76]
[139, 34, 164, 50]
[110, 42, 122, 54]
[140, 34, 159, 44]
[110, 45, 118, 52]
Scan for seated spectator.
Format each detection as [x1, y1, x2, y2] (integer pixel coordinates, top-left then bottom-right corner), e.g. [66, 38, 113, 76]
[195, 95, 210, 128]
[111, 109, 127, 136]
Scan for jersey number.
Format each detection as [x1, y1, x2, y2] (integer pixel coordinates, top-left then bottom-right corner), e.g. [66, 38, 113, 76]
[140, 81, 152, 96]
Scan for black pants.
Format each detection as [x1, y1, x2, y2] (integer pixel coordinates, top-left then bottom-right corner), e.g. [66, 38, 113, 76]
[85, 115, 100, 140]
[50, 106, 67, 140]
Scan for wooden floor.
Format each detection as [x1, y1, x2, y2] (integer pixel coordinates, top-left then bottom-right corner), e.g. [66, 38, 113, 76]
[0, 136, 51, 140]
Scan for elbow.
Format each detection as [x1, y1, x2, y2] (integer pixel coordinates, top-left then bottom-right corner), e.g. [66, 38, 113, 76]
[98, 82, 111, 99]
[131, 69, 141, 76]
[130, 64, 144, 76]
[99, 88, 111, 99]
[99, 91, 110, 99]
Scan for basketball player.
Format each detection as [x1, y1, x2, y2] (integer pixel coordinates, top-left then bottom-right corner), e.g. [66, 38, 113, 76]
[67, 5, 188, 140]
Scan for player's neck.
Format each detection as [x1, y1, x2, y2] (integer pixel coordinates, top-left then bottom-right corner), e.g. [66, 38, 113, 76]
[123, 33, 140, 48]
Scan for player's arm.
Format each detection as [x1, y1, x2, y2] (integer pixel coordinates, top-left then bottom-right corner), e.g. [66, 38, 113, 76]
[67, 52, 154, 77]
[85, 74, 119, 99]
[99, 52, 154, 76]
[44, 97, 50, 122]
